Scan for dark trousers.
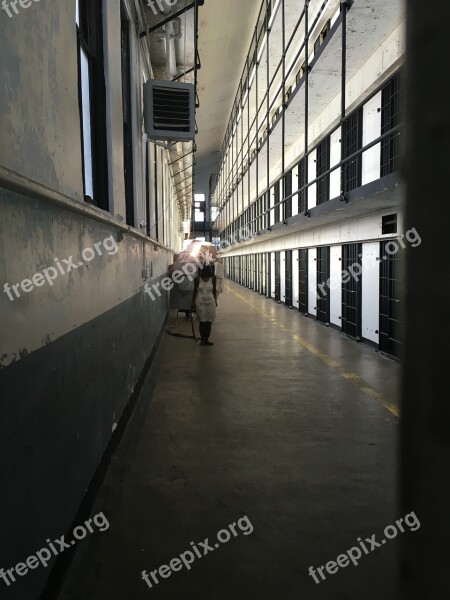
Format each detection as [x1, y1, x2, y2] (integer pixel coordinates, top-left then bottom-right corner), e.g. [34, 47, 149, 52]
[199, 322, 212, 343]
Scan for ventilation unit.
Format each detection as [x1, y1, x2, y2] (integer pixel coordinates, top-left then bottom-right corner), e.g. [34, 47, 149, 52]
[144, 80, 195, 142]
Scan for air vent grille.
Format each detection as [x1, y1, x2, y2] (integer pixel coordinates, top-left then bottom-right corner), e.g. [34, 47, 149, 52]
[144, 80, 195, 141]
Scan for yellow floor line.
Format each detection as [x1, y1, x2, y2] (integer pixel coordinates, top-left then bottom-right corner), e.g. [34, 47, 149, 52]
[226, 283, 400, 418]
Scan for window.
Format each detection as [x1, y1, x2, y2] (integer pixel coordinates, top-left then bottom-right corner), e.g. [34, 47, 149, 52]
[342, 108, 363, 192]
[317, 137, 330, 205]
[382, 214, 398, 235]
[314, 19, 331, 55]
[194, 195, 205, 223]
[121, 5, 134, 227]
[381, 73, 402, 176]
[76, 0, 108, 209]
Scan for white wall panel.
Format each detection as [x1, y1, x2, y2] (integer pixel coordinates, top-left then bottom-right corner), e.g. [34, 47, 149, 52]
[280, 251, 286, 302]
[271, 252, 276, 298]
[330, 127, 341, 199]
[270, 186, 275, 226]
[308, 248, 317, 316]
[330, 245, 342, 327]
[362, 91, 382, 185]
[308, 149, 317, 209]
[261, 253, 266, 293]
[362, 242, 380, 343]
[292, 250, 299, 308]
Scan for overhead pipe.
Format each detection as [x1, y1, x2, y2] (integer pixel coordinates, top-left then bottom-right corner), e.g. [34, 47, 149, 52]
[165, 20, 178, 79]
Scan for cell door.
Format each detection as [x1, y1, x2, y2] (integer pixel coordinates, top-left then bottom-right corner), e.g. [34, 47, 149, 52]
[280, 251, 286, 302]
[274, 252, 281, 301]
[257, 254, 263, 294]
[251, 255, 255, 290]
[342, 244, 362, 339]
[262, 253, 267, 295]
[299, 249, 309, 314]
[316, 246, 330, 324]
[269, 252, 275, 298]
[379, 241, 401, 357]
[285, 250, 293, 307]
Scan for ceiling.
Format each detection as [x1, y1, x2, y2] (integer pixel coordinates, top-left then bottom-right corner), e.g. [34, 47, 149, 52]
[195, 0, 263, 193]
[140, 0, 262, 212]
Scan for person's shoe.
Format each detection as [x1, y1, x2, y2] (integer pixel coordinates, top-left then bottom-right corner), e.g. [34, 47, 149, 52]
[205, 341, 214, 346]
[199, 341, 207, 346]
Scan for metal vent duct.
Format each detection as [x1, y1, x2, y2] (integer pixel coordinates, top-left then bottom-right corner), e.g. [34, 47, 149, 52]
[144, 80, 195, 141]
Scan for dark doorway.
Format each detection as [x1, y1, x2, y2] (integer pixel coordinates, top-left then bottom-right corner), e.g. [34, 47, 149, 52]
[299, 249, 309, 315]
[317, 246, 330, 324]
[379, 241, 401, 357]
[285, 250, 293, 307]
[342, 244, 362, 339]
[274, 252, 281, 301]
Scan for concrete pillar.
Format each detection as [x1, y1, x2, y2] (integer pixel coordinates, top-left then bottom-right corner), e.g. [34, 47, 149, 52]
[401, 1, 450, 596]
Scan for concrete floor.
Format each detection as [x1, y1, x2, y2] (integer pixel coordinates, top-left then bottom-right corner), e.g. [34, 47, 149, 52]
[57, 280, 400, 600]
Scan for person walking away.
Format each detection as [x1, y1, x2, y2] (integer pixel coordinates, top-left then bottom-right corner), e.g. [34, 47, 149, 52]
[191, 265, 218, 346]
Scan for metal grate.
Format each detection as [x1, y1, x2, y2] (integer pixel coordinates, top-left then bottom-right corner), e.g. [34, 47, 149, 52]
[379, 242, 401, 357]
[316, 247, 330, 324]
[273, 181, 281, 224]
[342, 108, 363, 192]
[284, 171, 293, 220]
[342, 244, 362, 339]
[298, 159, 306, 213]
[266, 252, 272, 298]
[274, 252, 281, 301]
[381, 74, 401, 176]
[316, 138, 330, 205]
[299, 249, 309, 314]
[144, 80, 195, 142]
[285, 250, 293, 307]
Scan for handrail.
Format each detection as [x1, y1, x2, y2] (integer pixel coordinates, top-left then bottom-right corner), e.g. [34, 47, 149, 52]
[215, 0, 336, 206]
[225, 122, 402, 235]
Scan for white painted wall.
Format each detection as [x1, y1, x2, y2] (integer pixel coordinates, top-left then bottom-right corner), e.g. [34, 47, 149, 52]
[292, 249, 300, 308]
[362, 242, 380, 343]
[330, 127, 341, 199]
[270, 186, 276, 226]
[221, 210, 402, 258]
[280, 251, 286, 302]
[362, 91, 382, 185]
[330, 245, 342, 327]
[308, 149, 317, 210]
[308, 248, 317, 316]
[271, 252, 276, 298]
